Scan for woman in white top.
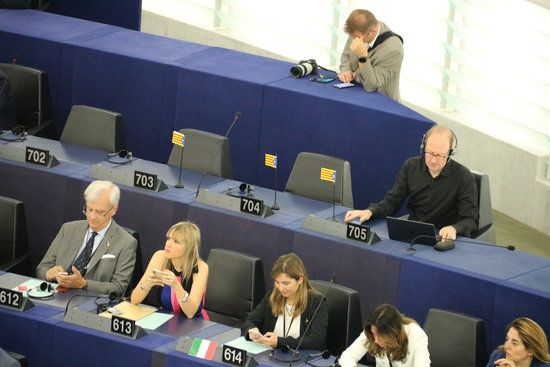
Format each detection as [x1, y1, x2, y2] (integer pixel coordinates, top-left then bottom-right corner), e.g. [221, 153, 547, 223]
[339, 304, 430, 367]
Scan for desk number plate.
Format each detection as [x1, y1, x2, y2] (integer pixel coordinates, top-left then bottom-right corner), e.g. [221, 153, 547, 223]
[240, 197, 264, 216]
[346, 222, 371, 243]
[110, 315, 135, 337]
[222, 345, 247, 366]
[0, 287, 24, 310]
[25, 146, 50, 166]
[134, 171, 158, 191]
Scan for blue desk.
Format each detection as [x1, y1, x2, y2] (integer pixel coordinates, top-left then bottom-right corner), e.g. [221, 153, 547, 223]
[1, 132, 549, 359]
[188, 180, 349, 287]
[0, 9, 434, 210]
[491, 265, 550, 350]
[397, 244, 550, 355]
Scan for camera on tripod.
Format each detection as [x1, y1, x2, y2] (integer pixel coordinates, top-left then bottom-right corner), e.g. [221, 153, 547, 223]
[290, 59, 318, 78]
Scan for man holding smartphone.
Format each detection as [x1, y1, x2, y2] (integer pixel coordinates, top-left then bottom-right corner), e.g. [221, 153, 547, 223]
[36, 180, 137, 297]
[338, 9, 404, 101]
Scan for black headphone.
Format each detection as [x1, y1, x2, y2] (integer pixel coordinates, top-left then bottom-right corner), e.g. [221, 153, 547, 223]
[95, 294, 123, 314]
[226, 182, 254, 198]
[269, 345, 301, 363]
[106, 149, 133, 165]
[304, 350, 331, 367]
[0, 126, 27, 142]
[27, 282, 55, 300]
[419, 126, 458, 160]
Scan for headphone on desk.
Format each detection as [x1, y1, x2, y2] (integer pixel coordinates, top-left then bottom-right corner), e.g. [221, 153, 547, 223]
[269, 345, 301, 363]
[0, 126, 27, 142]
[27, 282, 55, 300]
[106, 149, 133, 165]
[304, 350, 331, 367]
[419, 126, 458, 161]
[226, 182, 254, 198]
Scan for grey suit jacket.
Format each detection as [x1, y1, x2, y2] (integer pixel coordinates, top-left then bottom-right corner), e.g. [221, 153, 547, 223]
[36, 219, 137, 296]
[339, 22, 404, 101]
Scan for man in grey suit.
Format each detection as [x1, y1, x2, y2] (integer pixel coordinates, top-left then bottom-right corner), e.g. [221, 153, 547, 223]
[338, 9, 404, 101]
[36, 180, 137, 297]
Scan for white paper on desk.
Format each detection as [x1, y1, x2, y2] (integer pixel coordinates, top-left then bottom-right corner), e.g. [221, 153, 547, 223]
[136, 312, 174, 330]
[225, 336, 271, 355]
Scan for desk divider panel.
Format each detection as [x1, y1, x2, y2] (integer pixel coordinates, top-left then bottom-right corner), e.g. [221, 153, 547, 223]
[0, 143, 59, 168]
[196, 189, 274, 218]
[301, 216, 381, 245]
[64, 308, 147, 340]
[89, 163, 168, 192]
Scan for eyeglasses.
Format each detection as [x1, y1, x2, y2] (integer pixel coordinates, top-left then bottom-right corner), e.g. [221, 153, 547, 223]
[425, 150, 448, 160]
[82, 205, 113, 218]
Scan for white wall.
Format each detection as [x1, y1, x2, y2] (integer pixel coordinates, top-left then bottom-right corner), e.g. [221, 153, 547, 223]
[141, 10, 550, 235]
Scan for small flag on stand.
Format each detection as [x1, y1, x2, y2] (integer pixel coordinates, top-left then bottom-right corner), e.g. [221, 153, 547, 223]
[188, 338, 218, 360]
[320, 167, 336, 183]
[265, 153, 277, 168]
[172, 131, 185, 146]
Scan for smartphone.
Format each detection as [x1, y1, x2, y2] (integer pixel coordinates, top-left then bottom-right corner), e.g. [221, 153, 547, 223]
[153, 269, 163, 279]
[333, 82, 354, 89]
[315, 77, 335, 84]
[249, 330, 263, 338]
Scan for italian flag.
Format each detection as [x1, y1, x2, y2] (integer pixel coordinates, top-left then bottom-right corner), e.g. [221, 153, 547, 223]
[188, 338, 218, 360]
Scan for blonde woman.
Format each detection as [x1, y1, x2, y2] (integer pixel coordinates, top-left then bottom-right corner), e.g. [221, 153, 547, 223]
[131, 222, 208, 319]
[241, 253, 328, 351]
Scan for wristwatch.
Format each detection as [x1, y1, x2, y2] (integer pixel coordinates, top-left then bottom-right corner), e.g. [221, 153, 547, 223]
[179, 291, 189, 302]
[358, 56, 368, 63]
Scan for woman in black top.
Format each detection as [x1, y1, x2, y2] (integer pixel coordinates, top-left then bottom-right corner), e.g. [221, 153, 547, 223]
[241, 253, 328, 350]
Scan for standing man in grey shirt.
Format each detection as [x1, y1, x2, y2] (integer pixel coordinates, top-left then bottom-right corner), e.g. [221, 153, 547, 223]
[338, 9, 404, 101]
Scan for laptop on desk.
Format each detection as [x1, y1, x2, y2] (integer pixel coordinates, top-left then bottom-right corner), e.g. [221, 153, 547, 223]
[386, 216, 437, 246]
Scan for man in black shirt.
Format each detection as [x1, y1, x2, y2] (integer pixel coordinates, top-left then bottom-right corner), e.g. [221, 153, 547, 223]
[345, 125, 478, 239]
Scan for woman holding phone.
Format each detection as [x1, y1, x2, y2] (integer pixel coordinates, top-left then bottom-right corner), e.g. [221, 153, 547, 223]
[241, 253, 328, 351]
[130, 221, 208, 319]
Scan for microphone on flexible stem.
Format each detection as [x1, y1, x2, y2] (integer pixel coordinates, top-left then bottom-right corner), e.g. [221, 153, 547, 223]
[195, 111, 242, 197]
[407, 235, 440, 252]
[446, 237, 515, 251]
[408, 234, 516, 252]
[0, 53, 20, 97]
[288, 273, 336, 367]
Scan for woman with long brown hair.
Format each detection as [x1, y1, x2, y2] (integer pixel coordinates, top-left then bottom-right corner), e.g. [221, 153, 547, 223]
[339, 304, 430, 367]
[241, 253, 328, 351]
[487, 317, 550, 367]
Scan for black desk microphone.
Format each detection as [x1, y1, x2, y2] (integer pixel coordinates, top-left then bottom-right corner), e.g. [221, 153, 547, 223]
[288, 274, 335, 367]
[408, 234, 515, 252]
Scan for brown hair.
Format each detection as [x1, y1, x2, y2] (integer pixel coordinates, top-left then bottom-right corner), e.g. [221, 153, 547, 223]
[499, 317, 550, 363]
[344, 9, 378, 35]
[163, 221, 201, 281]
[269, 253, 316, 318]
[363, 304, 417, 363]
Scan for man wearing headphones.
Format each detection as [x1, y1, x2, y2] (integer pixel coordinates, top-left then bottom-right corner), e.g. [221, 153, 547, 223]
[345, 125, 479, 240]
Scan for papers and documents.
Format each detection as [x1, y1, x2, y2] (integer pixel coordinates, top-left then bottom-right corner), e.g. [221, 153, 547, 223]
[225, 336, 271, 355]
[99, 301, 156, 320]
